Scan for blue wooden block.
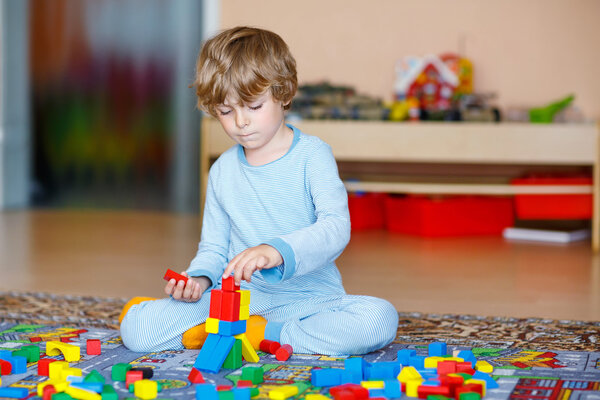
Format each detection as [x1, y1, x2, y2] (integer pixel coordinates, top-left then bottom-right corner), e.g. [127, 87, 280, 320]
[232, 387, 251, 400]
[219, 320, 247, 336]
[344, 357, 367, 381]
[473, 370, 499, 389]
[311, 368, 343, 387]
[384, 380, 402, 398]
[409, 355, 425, 369]
[70, 382, 104, 393]
[368, 388, 386, 398]
[365, 361, 401, 380]
[341, 369, 360, 384]
[194, 334, 236, 374]
[66, 376, 85, 383]
[428, 342, 447, 357]
[195, 384, 218, 400]
[397, 348, 416, 365]
[0, 387, 29, 398]
[193, 334, 220, 372]
[0, 350, 12, 359]
[458, 350, 477, 367]
[7, 355, 27, 374]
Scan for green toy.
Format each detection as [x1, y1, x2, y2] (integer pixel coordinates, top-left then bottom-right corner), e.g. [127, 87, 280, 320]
[529, 94, 574, 123]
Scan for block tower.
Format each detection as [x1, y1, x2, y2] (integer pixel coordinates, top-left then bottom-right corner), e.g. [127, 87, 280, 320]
[192, 277, 259, 374]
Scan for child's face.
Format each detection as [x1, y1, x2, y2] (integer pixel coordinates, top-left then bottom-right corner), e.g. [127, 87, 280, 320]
[215, 91, 290, 156]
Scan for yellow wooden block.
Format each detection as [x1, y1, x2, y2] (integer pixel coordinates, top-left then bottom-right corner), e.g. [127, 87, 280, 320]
[475, 360, 493, 373]
[37, 380, 68, 396]
[405, 379, 424, 398]
[46, 341, 81, 362]
[239, 305, 250, 320]
[444, 356, 464, 363]
[465, 378, 487, 396]
[205, 317, 220, 334]
[62, 367, 82, 380]
[48, 361, 69, 380]
[234, 333, 259, 363]
[134, 379, 158, 400]
[305, 395, 330, 400]
[268, 384, 299, 399]
[397, 366, 422, 383]
[238, 290, 251, 306]
[65, 385, 102, 400]
[424, 356, 446, 369]
[361, 380, 385, 389]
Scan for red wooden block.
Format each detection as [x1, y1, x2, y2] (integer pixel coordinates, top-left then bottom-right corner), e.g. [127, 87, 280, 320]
[236, 380, 253, 388]
[0, 359, 12, 375]
[455, 383, 483, 400]
[37, 358, 56, 376]
[163, 268, 188, 283]
[329, 383, 369, 399]
[43, 385, 57, 400]
[275, 344, 293, 361]
[221, 276, 240, 292]
[209, 289, 223, 319]
[60, 336, 77, 343]
[220, 291, 241, 322]
[70, 329, 88, 335]
[126, 370, 144, 387]
[439, 375, 464, 397]
[417, 384, 451, 399]
[437, 360, 457, 375]
[29, 337, 42, 342]
[217, 385, 233, 391]
[259, 339, 281, 354]
[188, 367, 205, 383]
[86, 339, 101, 355]
[456, 362, 475, 375]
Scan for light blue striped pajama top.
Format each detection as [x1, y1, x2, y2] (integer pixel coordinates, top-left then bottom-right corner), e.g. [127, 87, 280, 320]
[120, 124, 398, 355]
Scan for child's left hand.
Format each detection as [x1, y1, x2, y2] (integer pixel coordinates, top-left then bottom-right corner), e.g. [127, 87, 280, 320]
[222, 244, 283, 285]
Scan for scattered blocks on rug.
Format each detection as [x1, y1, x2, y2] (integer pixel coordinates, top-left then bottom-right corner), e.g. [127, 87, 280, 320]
[46, 340, 81, 362]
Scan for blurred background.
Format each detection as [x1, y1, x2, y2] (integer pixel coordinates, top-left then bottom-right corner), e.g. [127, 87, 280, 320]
[1, 0, 599, 213]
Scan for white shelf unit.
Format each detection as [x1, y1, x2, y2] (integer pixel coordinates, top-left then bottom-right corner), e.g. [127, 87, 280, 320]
[200, 118, 600, 251]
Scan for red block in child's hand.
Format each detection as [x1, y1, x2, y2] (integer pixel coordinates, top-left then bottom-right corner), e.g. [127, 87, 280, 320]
[163, 268, 188, 283]
[222, 276, 240, 292]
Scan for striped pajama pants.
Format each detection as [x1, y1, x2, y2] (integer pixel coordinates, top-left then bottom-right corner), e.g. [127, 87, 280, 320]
[120, 291, 398, 356]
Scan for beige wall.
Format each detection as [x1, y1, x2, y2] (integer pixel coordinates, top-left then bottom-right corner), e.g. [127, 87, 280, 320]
[221, 0, 600, 120]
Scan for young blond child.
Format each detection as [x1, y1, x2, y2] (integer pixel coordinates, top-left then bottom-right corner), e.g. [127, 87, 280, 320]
[119, 26, 398, 356]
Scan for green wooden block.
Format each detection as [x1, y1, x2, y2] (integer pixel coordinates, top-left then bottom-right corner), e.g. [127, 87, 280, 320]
[101, 384, 118, 400]
[428, 396, 450, 400]
[218, 391, 235, 400]
[241, 366, 264, 384]
[85, 369, 106, 384]
[111, 363, 132, 382]
[459, 393, 481, 400]
[11, 349, 29, 361]
[223, 339, 242, 370]
[250, 387, 260, 397]
[51, 393, 75, 400]
[21, 345, 40, 362]
[455, 373, 473, 381]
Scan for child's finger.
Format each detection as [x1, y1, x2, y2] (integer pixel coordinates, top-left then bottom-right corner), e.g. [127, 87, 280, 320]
[164, 279, 176, 296]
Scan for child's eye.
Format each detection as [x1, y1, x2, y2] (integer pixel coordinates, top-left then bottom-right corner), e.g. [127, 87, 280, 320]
[218, 109, 231, 116]
[249, 103, 263, 111]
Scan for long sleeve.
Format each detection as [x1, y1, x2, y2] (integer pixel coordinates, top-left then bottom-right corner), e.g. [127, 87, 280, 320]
[186, 165, 230, 289]
[261, 142, 350, 282]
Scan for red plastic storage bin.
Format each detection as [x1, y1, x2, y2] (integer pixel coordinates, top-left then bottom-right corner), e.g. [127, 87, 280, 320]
[511, 176, 592, 219]
[384, 195, 514, 237]
[348, 192, 387, 230]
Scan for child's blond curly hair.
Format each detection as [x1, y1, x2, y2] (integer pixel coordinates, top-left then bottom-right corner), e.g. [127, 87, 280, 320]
[193, 26, 298, 117]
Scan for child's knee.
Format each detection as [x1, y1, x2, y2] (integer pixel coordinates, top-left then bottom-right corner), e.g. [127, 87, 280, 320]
[354, 297, 398, 353]
[119, 305, 151, 352]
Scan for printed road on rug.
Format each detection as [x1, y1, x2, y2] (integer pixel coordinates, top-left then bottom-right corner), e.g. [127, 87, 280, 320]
[0, 320, 599, 400]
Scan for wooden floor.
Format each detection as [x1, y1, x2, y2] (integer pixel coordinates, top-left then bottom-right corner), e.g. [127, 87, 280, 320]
[1, 210, 598, 321]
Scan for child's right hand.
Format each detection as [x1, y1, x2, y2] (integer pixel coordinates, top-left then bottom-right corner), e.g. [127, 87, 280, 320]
[164, 272, 211, 302]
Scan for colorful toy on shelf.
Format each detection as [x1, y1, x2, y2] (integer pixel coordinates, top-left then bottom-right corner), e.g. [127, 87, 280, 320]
[529, 94, 575, 123]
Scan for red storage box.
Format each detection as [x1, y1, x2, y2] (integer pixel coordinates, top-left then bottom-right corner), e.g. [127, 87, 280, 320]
[511, 176, 592, 219]
[385, 195, 514, 237]
[348, 192, 387, 230]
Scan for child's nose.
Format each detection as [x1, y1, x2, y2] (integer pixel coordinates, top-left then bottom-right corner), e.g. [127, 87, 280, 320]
[235, 112, 249, 128]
